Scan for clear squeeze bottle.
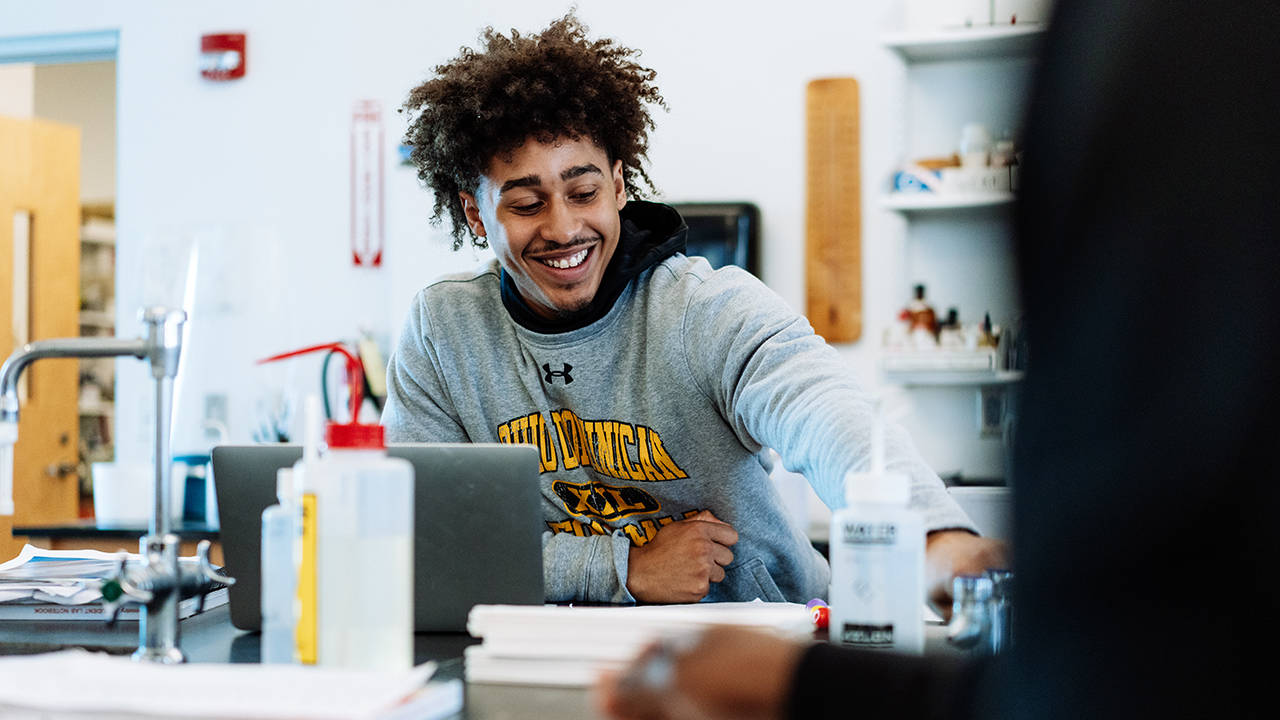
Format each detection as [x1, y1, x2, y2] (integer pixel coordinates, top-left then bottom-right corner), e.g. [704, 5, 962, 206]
[260, 467, 297, 663]
[828, 405, 925, 654]
[296, 419, 414, 670]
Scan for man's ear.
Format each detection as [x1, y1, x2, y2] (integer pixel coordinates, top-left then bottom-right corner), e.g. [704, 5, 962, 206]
[459, 192, 487, 237]
[611, 159, 627, 211]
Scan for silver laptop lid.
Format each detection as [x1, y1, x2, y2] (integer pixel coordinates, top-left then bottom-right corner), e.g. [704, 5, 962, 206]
[212, 443, 544, 633]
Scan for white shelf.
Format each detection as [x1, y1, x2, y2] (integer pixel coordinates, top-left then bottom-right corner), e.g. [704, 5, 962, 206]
[884, 370, 1024, 387]
[79, 400, 115, 417]
[80, 221, 116, 246]
[78, 311, 115, 330]
[881, 191, 1015, 212]
[882, 23, 1047, 62]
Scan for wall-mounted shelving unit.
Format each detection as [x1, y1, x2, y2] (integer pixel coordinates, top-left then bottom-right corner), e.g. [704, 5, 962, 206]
[876, 17, 1042, 479]
[881, 23, 1046, 63]
[883, 369, 1024, 387]
[879, 22, 1038, 386]
[78, 209, 116, 504]
[881, 191, 1015, 212]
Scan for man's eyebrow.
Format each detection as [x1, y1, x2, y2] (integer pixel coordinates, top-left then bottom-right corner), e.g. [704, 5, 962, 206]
[497, 164, 604, 195]
[499, 175, 541, 194]
[561, 163, 604, 181]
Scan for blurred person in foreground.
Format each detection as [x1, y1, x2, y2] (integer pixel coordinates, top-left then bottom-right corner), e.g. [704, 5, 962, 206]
[596, 0, 1280, 717]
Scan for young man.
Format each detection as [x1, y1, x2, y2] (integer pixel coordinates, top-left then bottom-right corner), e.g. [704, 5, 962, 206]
[384, 14, 1002, 605]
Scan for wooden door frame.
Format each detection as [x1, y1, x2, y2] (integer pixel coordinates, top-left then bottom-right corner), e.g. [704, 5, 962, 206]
[1, 29, 118, 561]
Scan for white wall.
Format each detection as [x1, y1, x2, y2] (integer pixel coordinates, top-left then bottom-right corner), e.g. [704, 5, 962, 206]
[0, 62, 34, 117]
[33, 60, 116, 203]
[0, 0, 1030, 482]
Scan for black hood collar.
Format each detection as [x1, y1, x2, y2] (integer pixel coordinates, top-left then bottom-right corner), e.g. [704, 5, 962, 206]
[501, 201, 687, 334]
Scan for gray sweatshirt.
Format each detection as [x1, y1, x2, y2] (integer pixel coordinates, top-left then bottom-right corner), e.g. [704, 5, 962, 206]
[383, 238, 975, 604]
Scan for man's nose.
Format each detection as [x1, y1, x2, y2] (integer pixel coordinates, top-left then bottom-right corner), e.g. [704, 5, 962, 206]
[541, 199, 583, 244]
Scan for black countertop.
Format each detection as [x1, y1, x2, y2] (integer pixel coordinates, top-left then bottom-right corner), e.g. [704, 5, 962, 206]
[0, 604, 475, 674]
[13, 519, 220, 540]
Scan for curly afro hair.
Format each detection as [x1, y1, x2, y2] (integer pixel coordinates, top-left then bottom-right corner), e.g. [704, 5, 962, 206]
[401, 12, 666, 250]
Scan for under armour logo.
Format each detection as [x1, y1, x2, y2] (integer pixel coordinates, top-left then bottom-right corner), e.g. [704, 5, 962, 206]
[542, 363, 574, 384]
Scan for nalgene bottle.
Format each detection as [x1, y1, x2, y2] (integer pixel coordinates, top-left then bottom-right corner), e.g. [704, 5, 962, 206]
[828, 461, 925, 654]
[295, 421, 414, 670]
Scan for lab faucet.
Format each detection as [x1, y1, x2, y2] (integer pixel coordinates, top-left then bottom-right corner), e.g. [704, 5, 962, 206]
[0, 307, 231, 663]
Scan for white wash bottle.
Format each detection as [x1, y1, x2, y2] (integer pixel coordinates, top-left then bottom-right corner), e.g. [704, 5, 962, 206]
[260, 466, 297, 663]
[828, 403, 925, 654]
[303, 419, 414, 670]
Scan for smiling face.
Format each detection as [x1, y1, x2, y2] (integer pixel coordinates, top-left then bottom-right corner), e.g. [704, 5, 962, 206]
[460, 136, 627, 321]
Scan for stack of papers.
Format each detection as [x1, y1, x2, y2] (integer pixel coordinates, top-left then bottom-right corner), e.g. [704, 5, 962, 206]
[0, 545, 226, 620]
[465, 601, 814, 686]
[0, 650, 462, 720]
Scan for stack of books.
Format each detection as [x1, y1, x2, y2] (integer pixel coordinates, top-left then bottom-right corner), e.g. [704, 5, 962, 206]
[0, 544, 226, 620]
[464, 601, 814, 687]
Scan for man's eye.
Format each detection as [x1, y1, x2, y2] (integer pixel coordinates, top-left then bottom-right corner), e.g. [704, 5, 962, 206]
[510, 202, 542, 214]
[572, 190, 598, 203]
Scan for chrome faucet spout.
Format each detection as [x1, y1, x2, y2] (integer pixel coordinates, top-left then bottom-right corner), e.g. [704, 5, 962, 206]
[0, 337, 148, 424]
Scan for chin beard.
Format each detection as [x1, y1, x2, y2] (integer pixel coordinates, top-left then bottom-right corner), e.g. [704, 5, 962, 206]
[551, 298, 593, 321]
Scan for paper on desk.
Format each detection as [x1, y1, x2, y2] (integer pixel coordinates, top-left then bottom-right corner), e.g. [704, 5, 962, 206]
[0, 544, 215, 608]
[0, 544, 141, 580]
[468, 600, 814, 644]
[464, 647, 625, 687]
[464, 600, 814, 687]
[924, 603, 944, 624]
[0, 649, 454, 720]
[0, 583, 100, 605]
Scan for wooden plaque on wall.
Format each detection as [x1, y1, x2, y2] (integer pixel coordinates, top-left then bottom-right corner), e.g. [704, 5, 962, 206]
[805, 77, 862, 343]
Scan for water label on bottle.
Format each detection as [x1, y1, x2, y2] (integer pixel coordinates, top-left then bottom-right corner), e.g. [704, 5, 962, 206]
[841, 622, 895, 648]
[841, 521, 898, 545]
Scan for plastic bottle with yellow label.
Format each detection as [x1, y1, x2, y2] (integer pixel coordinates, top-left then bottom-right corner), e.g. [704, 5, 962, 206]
[295, 419, 414, 670]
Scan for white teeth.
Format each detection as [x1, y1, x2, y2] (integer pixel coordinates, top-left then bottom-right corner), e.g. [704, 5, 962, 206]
[544, 249, 588, 269]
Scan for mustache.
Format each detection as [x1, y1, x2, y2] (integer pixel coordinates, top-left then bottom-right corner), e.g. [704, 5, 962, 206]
[527, 234, 600, 255]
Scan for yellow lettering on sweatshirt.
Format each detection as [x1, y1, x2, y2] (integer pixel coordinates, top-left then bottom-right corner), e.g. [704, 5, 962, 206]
[532, 412, 557, 472]
[550, 411, 581, 471]
[597, 422, 620, 477]
[615, 424, 646, 481]
[497, 411, 687, 481]
[649, 431, 689, 480]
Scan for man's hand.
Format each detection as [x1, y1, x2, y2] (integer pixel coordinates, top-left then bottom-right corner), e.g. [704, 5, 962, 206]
[925, 529, 1011, 619]
[595, 626, 806, 720]
[626, 511, 738, 603]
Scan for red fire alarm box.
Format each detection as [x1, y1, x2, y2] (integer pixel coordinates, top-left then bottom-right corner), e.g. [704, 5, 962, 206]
[201, 33, 246, 81]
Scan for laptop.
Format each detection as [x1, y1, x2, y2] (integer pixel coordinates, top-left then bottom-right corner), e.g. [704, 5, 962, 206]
[211, 443, 545, 633]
